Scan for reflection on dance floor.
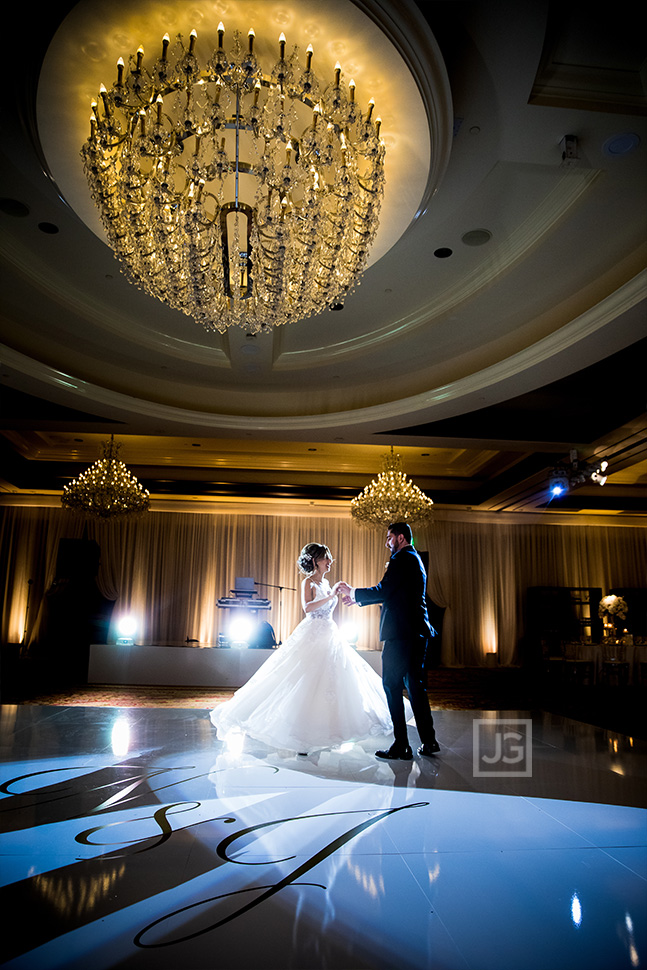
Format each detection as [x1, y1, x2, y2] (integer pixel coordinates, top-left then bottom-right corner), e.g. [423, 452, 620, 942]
[0, 705, 645, 969]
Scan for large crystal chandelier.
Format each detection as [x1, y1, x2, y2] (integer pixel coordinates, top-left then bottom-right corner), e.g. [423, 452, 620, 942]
[61, 437, 150, 519]
[351, 448, 434, 527]
[82, 25, 385, 334]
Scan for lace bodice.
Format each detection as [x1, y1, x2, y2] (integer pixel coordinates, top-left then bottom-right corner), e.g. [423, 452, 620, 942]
[306, 579, 337, 619]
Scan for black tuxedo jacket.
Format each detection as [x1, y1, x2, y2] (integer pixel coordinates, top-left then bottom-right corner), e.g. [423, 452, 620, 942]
[354, 545, 433, 642]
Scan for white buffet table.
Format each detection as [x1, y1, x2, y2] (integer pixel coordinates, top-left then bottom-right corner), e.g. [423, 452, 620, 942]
[88, 642, 382, 688]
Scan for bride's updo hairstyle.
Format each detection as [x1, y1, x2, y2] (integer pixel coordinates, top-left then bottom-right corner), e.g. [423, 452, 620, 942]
[297, 542, 332, 576]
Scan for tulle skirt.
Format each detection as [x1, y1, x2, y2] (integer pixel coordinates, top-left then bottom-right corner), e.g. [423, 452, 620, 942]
[210, 615, 410, 752]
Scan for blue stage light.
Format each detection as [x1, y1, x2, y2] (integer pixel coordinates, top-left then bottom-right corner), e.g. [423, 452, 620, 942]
[548, 470, 569, 499]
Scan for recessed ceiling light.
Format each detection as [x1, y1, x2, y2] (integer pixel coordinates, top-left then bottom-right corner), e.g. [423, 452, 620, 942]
[434, 247, 453, 258]
[0, 198, 29, 217]
[602, 132, 640, 157]
[38, 222, 59, 234]
[462, 229, 492, 247]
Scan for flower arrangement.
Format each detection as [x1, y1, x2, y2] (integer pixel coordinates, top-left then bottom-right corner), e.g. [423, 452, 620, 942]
[598, 594, 628, 621]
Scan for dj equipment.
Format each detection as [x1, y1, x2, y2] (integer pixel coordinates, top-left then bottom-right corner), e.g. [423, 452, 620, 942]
[217, 576, 271, 613]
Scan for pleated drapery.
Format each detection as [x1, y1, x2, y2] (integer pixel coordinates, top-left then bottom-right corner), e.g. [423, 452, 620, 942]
[1, 506, 645, 666]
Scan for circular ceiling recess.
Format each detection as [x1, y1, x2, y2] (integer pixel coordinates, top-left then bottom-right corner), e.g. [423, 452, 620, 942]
[37, 0, 445, 271]
[462, 229, 492, 247]
[602, 132, 640, 157]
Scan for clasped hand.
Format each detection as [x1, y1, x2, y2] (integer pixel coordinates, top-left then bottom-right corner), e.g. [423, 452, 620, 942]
[334, 581, 355, 607]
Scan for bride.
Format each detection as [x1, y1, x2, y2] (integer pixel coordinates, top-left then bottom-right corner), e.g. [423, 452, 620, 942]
[210, 542, 408, 754]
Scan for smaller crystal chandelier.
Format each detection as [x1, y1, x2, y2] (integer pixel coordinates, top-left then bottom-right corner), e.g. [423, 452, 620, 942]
[351, 448, 434, 527]
[61, 437, 150, 519]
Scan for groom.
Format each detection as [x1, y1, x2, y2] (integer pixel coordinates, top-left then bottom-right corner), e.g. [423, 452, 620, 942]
[339, 522, 440, 761]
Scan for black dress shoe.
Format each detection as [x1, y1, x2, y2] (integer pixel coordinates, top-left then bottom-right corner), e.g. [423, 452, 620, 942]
[417, 741, 440, 757]
[375, 745, 413, 761]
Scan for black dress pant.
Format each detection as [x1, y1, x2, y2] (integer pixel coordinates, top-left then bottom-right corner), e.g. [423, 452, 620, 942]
[382, 636, 435, 747]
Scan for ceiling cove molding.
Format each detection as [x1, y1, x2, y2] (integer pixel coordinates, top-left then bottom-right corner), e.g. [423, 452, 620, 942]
[1, 270, 644, 431]
[1, 492, 646, 527]
[352, 0, 454, 216]
[38, 0, 439, 273]
[0, 236, 230, 366]
[273, 166, 603, 369]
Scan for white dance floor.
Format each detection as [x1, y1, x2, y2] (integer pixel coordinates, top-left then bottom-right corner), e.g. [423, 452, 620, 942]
[0, 703, 645, 969]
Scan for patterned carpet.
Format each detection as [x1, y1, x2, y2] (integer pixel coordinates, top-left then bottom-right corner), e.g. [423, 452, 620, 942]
[12, 683, 519, 711]
[5, 676, 644, 740]
[8, 685, 236, 709]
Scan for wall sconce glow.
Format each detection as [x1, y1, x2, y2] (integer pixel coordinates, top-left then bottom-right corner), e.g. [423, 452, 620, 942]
[482, 613, 497, 664]
[570, 892, 582, 927]
[111, 716, 131, 756]
[116, 615, 137, 645]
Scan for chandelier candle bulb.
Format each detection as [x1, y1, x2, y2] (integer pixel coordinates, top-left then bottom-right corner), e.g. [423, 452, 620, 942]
[99, 85, 110, 115]
[116, 57, 124, 86]
[161, 34, 170, 60]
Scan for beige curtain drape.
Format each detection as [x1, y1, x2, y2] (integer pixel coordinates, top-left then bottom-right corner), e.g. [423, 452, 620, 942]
[414, 519, 646, 665]
[1, 506, 645, 665]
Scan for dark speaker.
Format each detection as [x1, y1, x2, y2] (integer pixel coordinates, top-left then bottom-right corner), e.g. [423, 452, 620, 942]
[55, 539, 101, 579]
